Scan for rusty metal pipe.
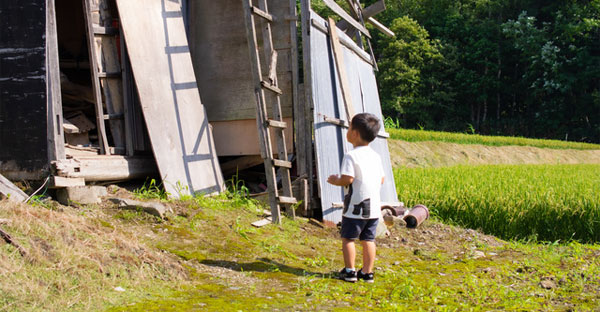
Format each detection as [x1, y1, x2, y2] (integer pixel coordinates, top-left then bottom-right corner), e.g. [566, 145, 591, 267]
[404, 204, 429, 228]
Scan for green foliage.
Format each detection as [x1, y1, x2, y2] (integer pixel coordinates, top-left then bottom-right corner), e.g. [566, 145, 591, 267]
[133, 179, 170, 200]
[371, 0, 600, 143]
[394, 164, 600, 242]
[387, 127, 600, 150]
[378, 16, 446, 128]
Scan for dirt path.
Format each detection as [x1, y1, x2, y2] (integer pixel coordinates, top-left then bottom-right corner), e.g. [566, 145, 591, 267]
[389, 140, 600, 168]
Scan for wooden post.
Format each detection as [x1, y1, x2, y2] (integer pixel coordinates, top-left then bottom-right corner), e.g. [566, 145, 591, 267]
[299, 0, 316, 216]
[328, 17, 356, 120]
[46, 0, 65, 163]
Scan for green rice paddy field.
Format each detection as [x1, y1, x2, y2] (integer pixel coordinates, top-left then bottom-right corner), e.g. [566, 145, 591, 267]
[395, 164, 600, 243]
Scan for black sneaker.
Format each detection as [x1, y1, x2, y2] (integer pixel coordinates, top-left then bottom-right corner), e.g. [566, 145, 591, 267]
[339, 268, 357, 282]
[357, 269, 374, 283]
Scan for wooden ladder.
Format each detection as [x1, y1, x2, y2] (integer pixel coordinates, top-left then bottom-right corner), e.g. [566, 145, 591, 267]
[242, 0, 297, 224]
[83, 0, 126, 155]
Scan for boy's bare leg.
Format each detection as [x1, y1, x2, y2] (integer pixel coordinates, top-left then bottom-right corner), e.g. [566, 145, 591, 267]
[360, 240, 376, 273]
[342, 238, 356, 269]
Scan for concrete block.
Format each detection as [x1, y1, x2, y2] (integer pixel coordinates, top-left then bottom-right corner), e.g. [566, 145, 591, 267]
[56, 186, 107, 205]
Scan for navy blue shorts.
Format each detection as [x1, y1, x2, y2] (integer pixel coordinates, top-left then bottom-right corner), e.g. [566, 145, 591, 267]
[340, 217, 379, 241]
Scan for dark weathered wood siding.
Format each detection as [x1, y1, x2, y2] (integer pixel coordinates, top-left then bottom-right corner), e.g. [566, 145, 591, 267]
[0, 0, 49, 178]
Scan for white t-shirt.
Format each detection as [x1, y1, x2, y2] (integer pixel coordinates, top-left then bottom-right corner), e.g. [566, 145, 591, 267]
[340, 145, 385, 219]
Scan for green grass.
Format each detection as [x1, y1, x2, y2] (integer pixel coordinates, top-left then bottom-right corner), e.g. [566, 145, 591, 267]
[395, 164, 600, 242]
[387, 128, 600, 150]
[3, 190, 600, 311]
[105, 193, 600, 311]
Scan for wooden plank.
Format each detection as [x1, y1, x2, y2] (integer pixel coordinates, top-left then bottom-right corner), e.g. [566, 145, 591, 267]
[251, 6, 273, 22]
[52, 156, 157, 182]
[337, 0, 385, 31]
[0, 174, 27, 203]
[278, 196, 297, 205]
[299, 0, 316, 215]
[272, 159, 292, 169]
[321, 0, 370, 39]
[328, 17, 356, 120]
[220, 155, 263, 175]
[261, 81, 283, 95]
[116, 0, 224, 197]
[267, 119, 287, 129]
[49, 176, 86, 188]
[46, 0, 65, 163]
[342, 0, 364, 48]
[368, 17, 394, 37]
[83, 0, 110, 154]
[311, 18, 373, 66]
[251, 218, 272, 227]
[120, 34, 136, 156]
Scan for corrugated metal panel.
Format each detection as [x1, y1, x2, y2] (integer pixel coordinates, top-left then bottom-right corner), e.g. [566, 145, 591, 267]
[309, 12, 398, 224]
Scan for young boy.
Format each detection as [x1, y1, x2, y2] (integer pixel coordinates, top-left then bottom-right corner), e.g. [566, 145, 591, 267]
[327, 113, 385, 283]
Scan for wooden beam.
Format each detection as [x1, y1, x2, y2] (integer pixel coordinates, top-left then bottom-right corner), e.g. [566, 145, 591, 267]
[0, 173, 27, 203]
[328, 17, 356, 120]
[49, 176, 86, 189]
[322, 0, 370, 39]
[368, 17, 394, 37]
[299, 0, 316, 216]
[46, 0, 65, 163]
[311, 18, 373, 66]
[337, 0, 385, 31]
[251, 6, 274, 22]
[52, 156, 157, 182]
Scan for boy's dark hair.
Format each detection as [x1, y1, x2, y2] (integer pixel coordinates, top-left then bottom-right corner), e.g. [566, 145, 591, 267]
[351, 113, 380, 142]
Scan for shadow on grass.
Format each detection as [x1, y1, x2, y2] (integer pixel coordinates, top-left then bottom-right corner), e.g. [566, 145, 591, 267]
[200, 258, 334, 279]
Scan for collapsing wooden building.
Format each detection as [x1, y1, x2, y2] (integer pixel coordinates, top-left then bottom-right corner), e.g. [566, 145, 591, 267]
[0, 0, 398, 225]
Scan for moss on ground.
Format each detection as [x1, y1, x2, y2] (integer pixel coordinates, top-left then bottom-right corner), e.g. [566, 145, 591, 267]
[105, 194, 600, 311]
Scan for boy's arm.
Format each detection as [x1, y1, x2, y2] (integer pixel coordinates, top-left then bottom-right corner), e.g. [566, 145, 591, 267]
[327, 174, 354, 187]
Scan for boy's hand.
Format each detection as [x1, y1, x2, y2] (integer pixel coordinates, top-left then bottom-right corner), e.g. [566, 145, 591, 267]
[327, 174, 353, 186]
[327, 174, 339, 185]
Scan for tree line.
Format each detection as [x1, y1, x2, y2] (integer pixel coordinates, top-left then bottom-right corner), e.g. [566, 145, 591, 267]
[314, 0, 600, 143]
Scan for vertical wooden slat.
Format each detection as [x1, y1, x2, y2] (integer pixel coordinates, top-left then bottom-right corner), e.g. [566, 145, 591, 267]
[46, 0, 65, 162]
[299, 0, 316, 216]
[121, 30, 135, 156]
[328, 17, 356, 120]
